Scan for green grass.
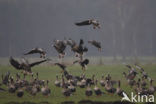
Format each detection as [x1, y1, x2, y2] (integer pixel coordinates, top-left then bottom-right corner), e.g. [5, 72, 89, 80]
[0, 64, 156, 104]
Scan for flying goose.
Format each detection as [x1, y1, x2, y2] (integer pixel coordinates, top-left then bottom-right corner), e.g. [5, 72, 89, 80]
[105, 80, 116, 94]
[67, 39, 88, 60]
[88, 40, 101, 51]
[10, 57, 47, 74]
[53, 39, 67, 58]
[24, 48, 46, 58]
[135, 64, 149, 79]
[75, 19, 100, 29]
[73, 59, 89, 70]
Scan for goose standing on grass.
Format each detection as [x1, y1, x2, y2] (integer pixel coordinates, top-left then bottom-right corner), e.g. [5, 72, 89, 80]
[123, 72, 136, 87]
[17, 88, 24, 97]
[62, 76, 71, 97]
[116, 80, 124, 97]
[88, 40, 101, 51]
[41, 80, 51, 96]
[68, 83, 76, 93]
[75, 19, 100, 29]
[31, 84, 38, 96]
[2, 71, 10, 85]
[24, 48, 46, 58]
[148, 79, 156, 95]
[85, 84, 93, 97]
[10, 57, 47, 74]
[73, 59, 89, 71]
[94, 79, 103, 96]
[55, 75, 61, 87]
[100, 75, 105, 87]
[8, 77, 16, 93]
[77, 75, 86, 88]
[105, 80, 116, 94]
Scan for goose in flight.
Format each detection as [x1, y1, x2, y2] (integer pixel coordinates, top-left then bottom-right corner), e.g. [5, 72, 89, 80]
[67, 39, 88, 60]
[88, 40, 101, 51]
[73, 59, 89, 70]
[53, 39, 67, 59]
[75, 19, 100, 29]
[24, 48, 46, 58]
[9, 57, 47, 74]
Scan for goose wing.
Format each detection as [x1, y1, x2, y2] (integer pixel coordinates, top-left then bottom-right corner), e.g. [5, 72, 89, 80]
[75, 20, 91, 26]
[9, 57, 22, 70]
[24, 48, 38, 55]
[30, 59, 47, 67]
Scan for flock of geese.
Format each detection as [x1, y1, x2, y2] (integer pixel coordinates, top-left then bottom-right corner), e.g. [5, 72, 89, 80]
[0, 19, 155, 100]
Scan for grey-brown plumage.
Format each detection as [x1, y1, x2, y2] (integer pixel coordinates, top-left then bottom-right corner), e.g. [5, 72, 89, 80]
[10, 57, 47, 74]
[75, 19, 100, 29]
[88, 40, 101, 51]
[24, 48, 46, 58]
[135, 64, 149, 79]
[54, 63, 66, 71]
[85, 84, 93, 97]
[73, 59, 89, 70]
[53, 40, 67, 58]
[67, 39, 88, 60]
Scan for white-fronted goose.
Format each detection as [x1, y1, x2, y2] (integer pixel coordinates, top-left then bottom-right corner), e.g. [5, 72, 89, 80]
[24, 48, 46, 58]
[75, 19, 100, 29]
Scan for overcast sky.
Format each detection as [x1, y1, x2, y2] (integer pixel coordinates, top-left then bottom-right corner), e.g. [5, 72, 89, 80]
[0, 0, 156, 58]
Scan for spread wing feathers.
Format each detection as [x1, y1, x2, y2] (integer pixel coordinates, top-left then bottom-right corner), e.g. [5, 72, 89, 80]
[55, 63, 66, 70]
[83, 47, 88, 52]
[73, 60, 79, 64]
[53, 41, 66, 53]
[88, 40, 101, 48]
[75, 20, 91, 26]
[9, 57, 22, 70]
[67, 39, 76, 47]
[81, 59, 89, 65]
[79, 39, 84, 46]
[24, 48, 39, 55]
[30, 59, 47, 67]
[135, 64, 144, 72]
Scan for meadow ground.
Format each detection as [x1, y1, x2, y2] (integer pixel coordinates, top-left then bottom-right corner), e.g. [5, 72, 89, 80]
[0, 64, 156, 104]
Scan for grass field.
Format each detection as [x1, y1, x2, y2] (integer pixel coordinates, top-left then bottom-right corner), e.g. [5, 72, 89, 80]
[0, 64, 156, 104]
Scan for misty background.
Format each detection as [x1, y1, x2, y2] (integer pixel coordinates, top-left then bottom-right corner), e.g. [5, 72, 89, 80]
[0, 0, 156, 64]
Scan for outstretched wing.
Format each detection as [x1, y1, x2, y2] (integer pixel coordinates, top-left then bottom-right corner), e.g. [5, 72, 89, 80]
[82, 59, 89, 65]
[73, 60, 79, 64]
[83, 47, 88, 52]
[75, 20, 91, 26]
[30, 59, 47, 67]
[135, 64, 144, 72]
[24, 48, 37, 55]
[54, 63, 66, 70]
[9, 57, 22, 70]
[79, 39, 84, 46]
